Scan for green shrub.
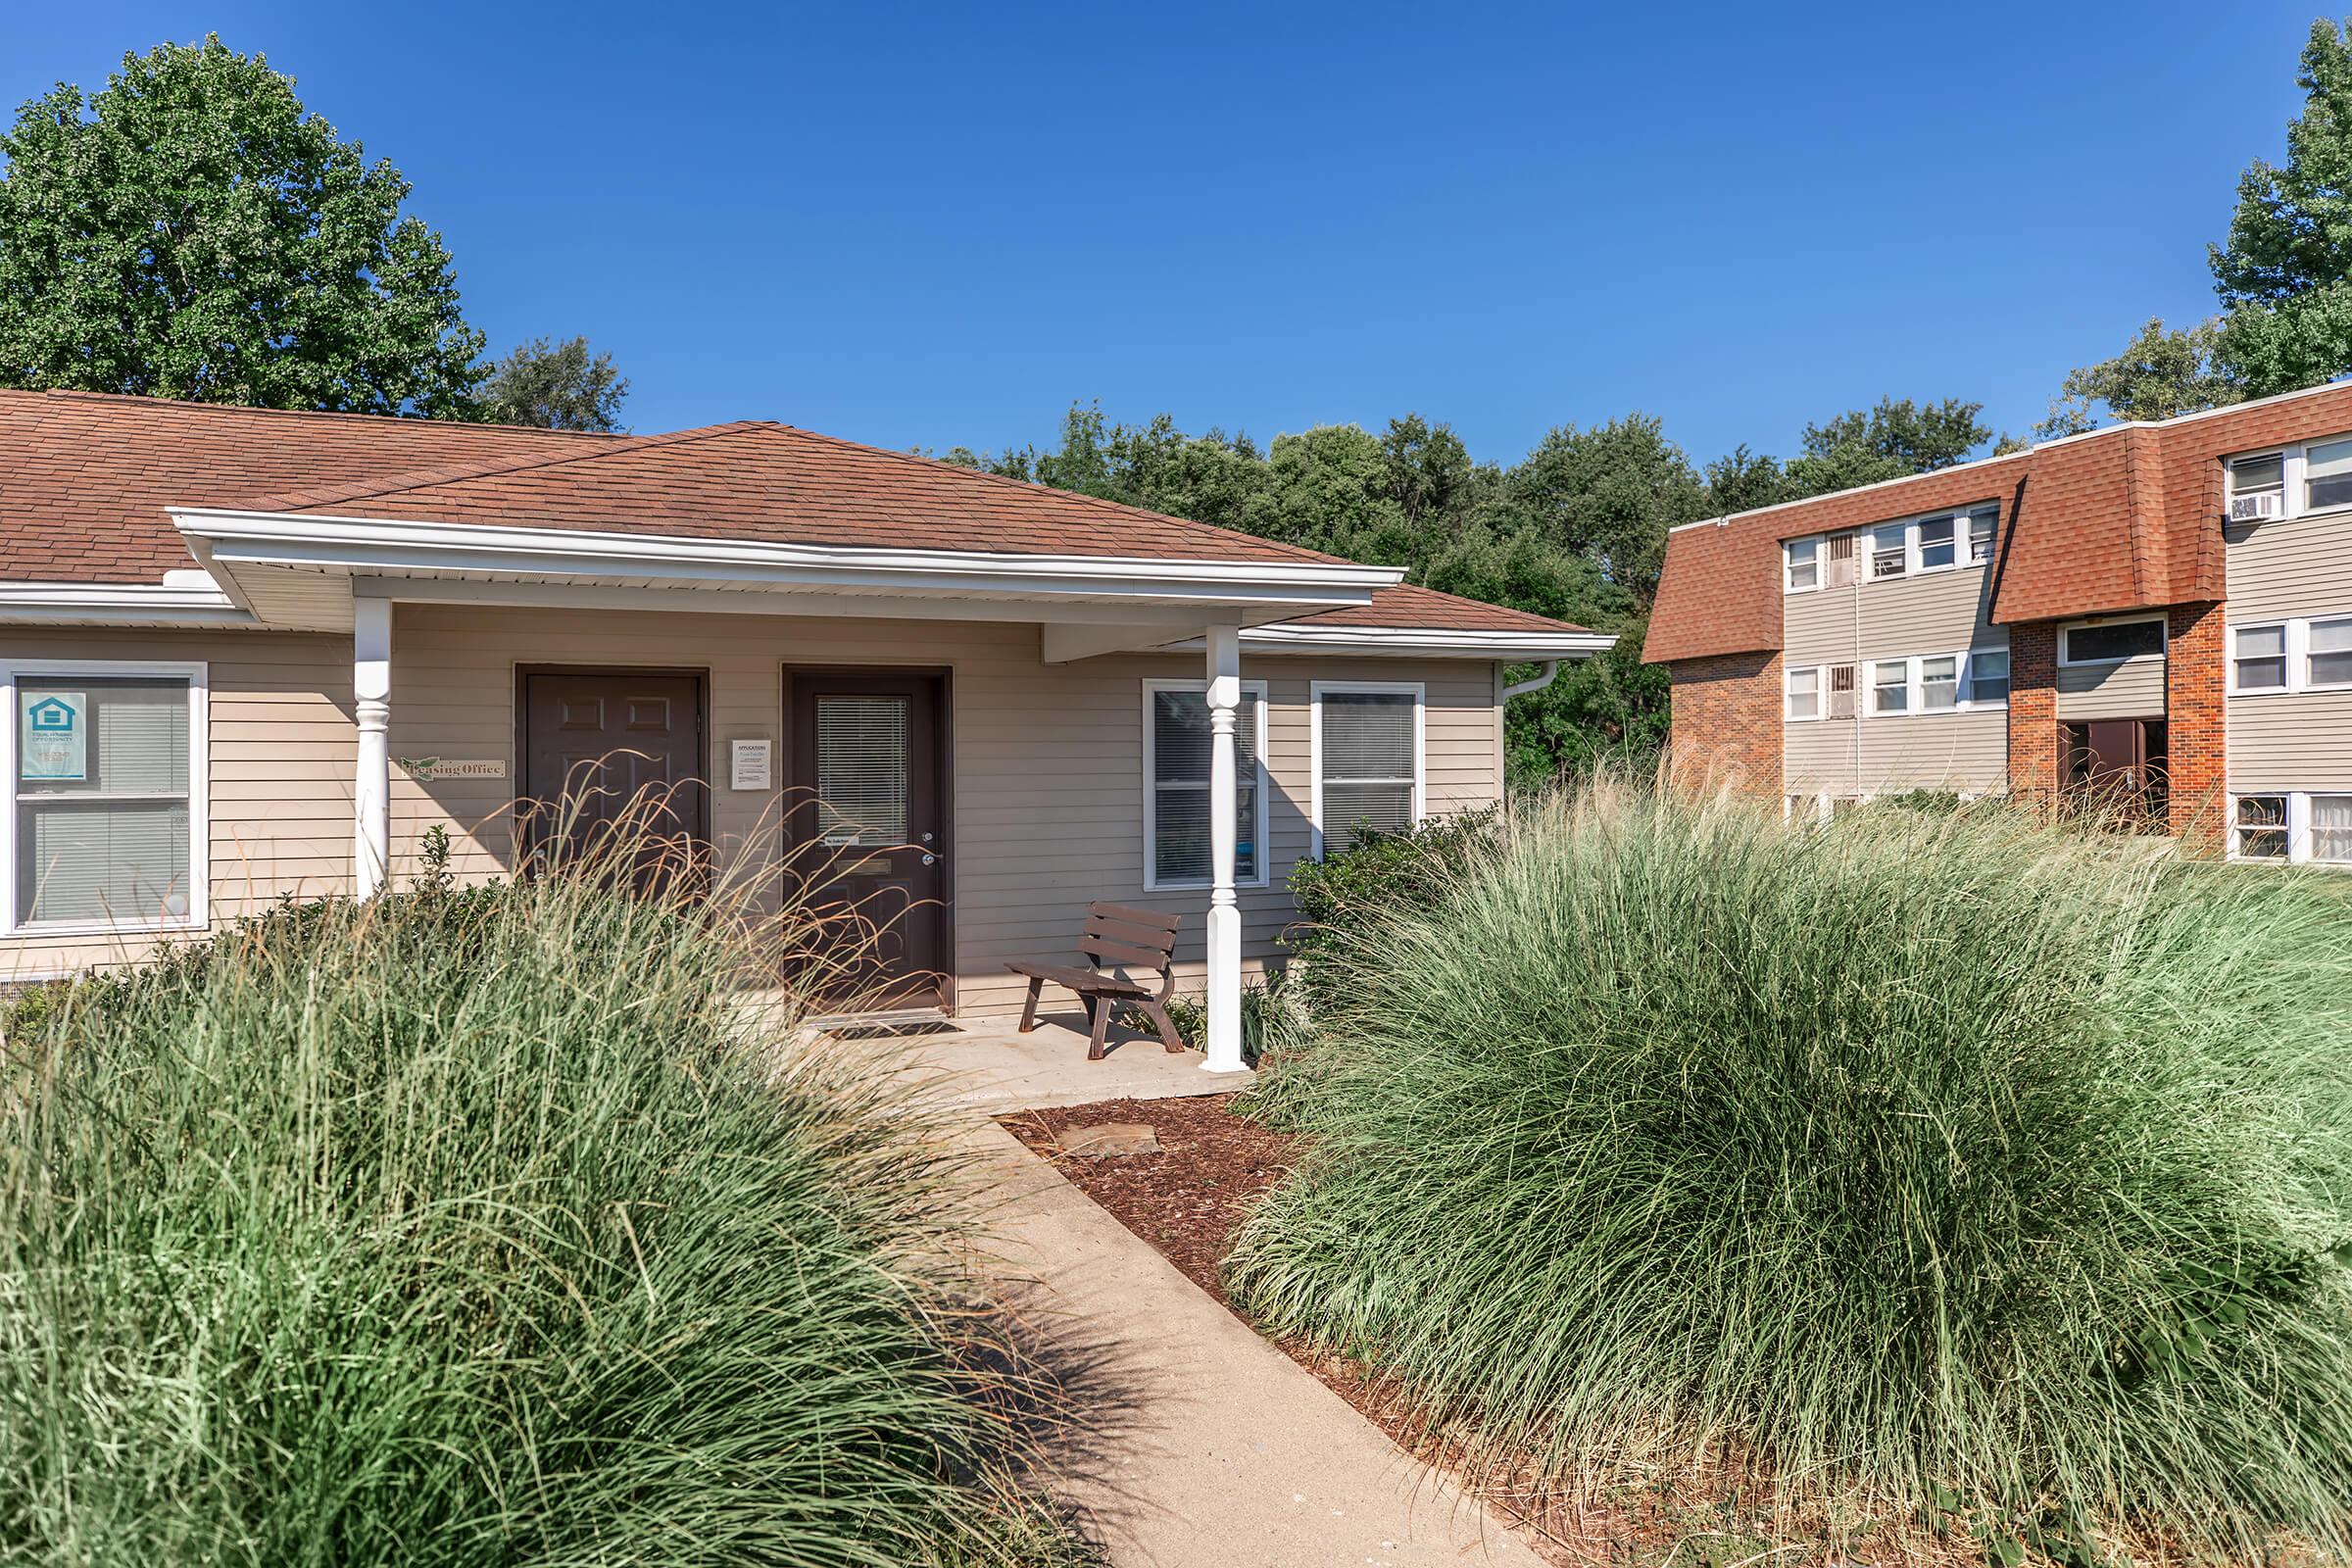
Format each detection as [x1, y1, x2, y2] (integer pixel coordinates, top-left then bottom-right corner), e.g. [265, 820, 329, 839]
[1283, 807, 1499, 1002]
[1147, 967, 1306, 1065]
[0, 822, 1073, 1565]
[1226, 781, 2352, 1557]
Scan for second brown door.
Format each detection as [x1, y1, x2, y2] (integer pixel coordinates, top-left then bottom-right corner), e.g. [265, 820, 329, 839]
[786, 670, 948, 1009]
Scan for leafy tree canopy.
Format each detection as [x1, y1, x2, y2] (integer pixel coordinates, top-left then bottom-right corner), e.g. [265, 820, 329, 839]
[0, 36, 486, 416]
[484, 335, 630, 431]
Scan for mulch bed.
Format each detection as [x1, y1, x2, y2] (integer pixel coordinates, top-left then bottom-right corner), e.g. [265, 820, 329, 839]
[996, 1093, 1296, 1307]
[995, 1091, 1985, 1568]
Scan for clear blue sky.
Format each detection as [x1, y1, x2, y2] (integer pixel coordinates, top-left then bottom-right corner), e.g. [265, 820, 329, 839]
[0, 1, 2331, 469]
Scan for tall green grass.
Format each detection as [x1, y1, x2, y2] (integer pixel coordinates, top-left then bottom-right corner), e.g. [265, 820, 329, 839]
[0, 816, 1077, 1565]
[1227, 783, 2352, 1556]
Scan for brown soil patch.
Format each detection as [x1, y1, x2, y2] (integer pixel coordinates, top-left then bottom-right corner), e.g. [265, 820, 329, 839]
[997, 1092, 2000, 1568]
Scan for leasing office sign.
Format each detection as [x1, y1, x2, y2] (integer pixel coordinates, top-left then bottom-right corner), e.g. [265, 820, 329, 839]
[21, 691, 86, 781]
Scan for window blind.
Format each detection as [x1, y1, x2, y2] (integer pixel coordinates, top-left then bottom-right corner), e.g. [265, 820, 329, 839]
[1151, 689, 1258, 885]
[814, 695, 908, 846]
[15, 678, 192, 925]
[1319, 691, 1415, 853]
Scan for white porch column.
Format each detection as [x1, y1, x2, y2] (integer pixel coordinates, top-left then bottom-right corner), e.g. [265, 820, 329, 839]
[1201, 621, 1247, 1073]
[353, 595, 392, 898]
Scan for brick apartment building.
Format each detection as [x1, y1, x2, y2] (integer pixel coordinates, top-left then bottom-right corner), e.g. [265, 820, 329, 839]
[1643, 379, 2352, 864]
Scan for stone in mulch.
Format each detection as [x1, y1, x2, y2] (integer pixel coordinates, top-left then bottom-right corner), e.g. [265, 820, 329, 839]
[1055, 1120, 1160, 1157]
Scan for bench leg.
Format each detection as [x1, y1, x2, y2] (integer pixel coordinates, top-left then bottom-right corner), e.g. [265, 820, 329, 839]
[1085, 995, 1112, 1061]
[1017, 975, 1043, 1034]
[1143, 1000, 1187, 1054]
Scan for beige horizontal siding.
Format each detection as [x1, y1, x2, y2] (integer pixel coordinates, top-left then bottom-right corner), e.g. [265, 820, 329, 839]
[1782, 564, 2004, 798]
[1783, 561, 1996, 666]
[2224, 507, 2352, 791]
[0, 611, 1504, 1014]
[2055, 656, 2167, 720]
[1785, 710, 2008, 798]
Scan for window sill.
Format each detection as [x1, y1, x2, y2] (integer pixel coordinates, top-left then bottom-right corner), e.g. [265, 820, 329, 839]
[5, 915, 204, 941]
[1143, 879, 1272, 895]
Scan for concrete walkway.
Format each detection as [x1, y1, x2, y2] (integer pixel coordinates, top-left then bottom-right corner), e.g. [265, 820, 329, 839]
[939, 1036, 1549, 1567]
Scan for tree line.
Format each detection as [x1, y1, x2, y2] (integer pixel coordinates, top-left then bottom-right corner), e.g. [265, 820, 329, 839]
[5, 26, 2352, 781]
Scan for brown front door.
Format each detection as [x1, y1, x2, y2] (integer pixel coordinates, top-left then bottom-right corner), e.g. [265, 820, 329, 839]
[786, 669, 948, 1010]
[520, 669, 709, 887]
[2066, 717, 2169, 821]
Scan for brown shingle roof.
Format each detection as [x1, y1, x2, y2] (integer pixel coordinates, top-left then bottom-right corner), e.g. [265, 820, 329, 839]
[1644, 379, 2352, 664]
[1290, 583, 1594, 635]
[0, 389, 1597, 642]
[0, 389, 609, 583]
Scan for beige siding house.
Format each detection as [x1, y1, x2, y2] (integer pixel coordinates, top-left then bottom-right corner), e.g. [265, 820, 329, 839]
[0, 392, 1606, 1068]
[1778, 504, 2009, 808]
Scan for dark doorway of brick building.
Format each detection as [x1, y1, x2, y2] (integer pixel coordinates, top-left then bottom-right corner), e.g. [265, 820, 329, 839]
[2064, 718, 2169, 825]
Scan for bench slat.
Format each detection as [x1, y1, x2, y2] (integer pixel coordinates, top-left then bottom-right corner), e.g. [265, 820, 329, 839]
[1079, 937, 1177, 970]
[1004, 960, 1149, 997]
[1087, 901, 1181, 933]
[1083, 915, 1180, 955]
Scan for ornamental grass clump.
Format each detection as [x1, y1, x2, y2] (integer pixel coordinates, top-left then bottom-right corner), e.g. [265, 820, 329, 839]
[1226, 782, 2352, 1558]
[0, 809, 1076, 1566]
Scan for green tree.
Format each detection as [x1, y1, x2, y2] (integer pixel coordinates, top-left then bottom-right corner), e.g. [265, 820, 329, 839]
[2035, 317, 2236, 438]
[1507, 415, 1707, 600]
[1784, 397, 1990, 495]
[1701, 444, 1800, 514]
[0, 37, 485, 416]
[483, 335, 629, 431]
[1241, 424, 1418, 564]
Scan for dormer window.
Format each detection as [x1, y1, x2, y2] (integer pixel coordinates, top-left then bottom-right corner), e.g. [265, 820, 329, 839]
[1785, 537, 1820, 592]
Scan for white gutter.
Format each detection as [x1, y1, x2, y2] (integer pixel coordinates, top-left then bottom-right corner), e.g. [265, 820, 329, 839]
[0, 578, 253, 627]
[171, 508, 1403, 611]
[1180, 624, 1615, 660]
[1502, 660, 1563, 699]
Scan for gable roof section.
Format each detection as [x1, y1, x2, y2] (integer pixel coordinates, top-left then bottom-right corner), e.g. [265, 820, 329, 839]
[1643, 378, 2352, 664]
[0, 389, 1599, 644]
[238, 418, 1343, 565]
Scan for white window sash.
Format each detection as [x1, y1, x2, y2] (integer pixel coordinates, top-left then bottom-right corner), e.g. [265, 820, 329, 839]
[1309, 681, 1426, 859]
[1141, 678, 1269, 892]
[1785, 666, 1821, 722]
[2057, 616, 2168, 667]
[2228, 621, 2294, 696]
[0, 660, 209, 937]
[1960, 647, 2010, 709]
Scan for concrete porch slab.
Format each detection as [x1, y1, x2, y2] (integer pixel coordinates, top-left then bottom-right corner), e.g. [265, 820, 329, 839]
[890, 1011, 1251, 1113]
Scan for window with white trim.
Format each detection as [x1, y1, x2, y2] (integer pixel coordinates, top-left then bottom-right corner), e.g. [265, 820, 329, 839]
[1966, 648, 2009, 705]
[1786, 666, 1820, 720]
[2313, 795, 2352, 863]
[1870, 661, 1908, 714]
[5, 665, 205, 932]
[2309, 617, 2352, 688]
[1869, 524, 1907, 580]
[1144, 680, 1266, 889]
[1916, 516, 1956, 571]
[2307, 437, 2352, 512]
[1967, 509, 1996, 564]
[1918, 654, 1959, 710]
[2233, 795, 2288, 860]
[2060, 618, 2165, 665]
[2229, 451, 2284, 507]
[2232, 623, 2288, 693]
[1314, 684, 1421, 856]
[1785, 538, 1820, 592]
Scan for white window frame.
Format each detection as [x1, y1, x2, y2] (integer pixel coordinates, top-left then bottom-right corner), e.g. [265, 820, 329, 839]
[1966, 508, 1998, 565]
[0, 659, 210, 937]
[1962, 646, 2010, 710]
[2226, 792, 2293, 864]
[1784, 537, 1822, 594]
[1860, 649, 2004, 717]
[2309, 793, 2352, 864]
[2057, 615, 2168, 668]
[1785, 664, 1822, 722]
[2306, 615, 2352, 692]
[2221, 436, 2352, 520]
[2227, 620, 2294, 697]
[1309, 680, 1426, 860]
[1850, 505, 1998, 584]
[1142, 677, 1270, 892]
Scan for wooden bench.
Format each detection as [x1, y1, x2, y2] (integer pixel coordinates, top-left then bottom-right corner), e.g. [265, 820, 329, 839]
[1005, 902, 1189, 1060]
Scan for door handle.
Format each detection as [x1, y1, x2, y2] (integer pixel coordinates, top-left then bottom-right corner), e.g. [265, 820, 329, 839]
[920, 852, 936, 866]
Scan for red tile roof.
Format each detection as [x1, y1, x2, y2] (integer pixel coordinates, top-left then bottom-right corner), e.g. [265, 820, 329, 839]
[1643, 379, 2352, 663]
[0, 389, 1594, 640]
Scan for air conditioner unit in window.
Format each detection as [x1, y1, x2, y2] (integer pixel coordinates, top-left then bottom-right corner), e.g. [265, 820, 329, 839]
[2230, 491, 2283, 522]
